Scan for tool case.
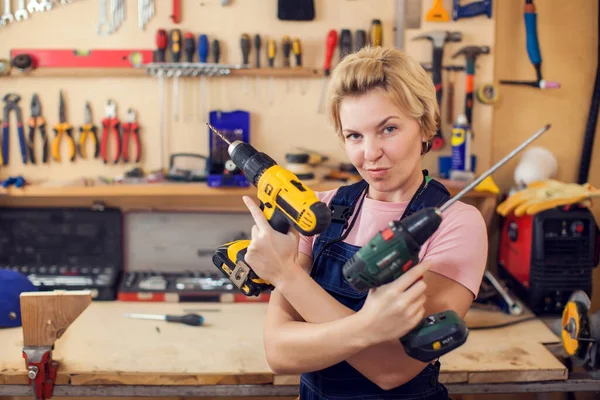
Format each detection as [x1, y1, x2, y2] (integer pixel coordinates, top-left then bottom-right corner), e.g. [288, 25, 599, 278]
[0, 206, 123, 300]
[117, 210, 269, 302]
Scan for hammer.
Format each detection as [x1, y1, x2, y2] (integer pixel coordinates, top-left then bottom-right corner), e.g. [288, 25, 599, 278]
[413, 31, 462, 150]
[452, 45, 490, 125]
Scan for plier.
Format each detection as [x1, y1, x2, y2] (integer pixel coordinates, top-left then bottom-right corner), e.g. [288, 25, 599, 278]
[2, 93, 28, 165]
[121, 108, 141, 163]
[27, 94, 48, 164]
[51, 90, 76, 162]
[101, 99, 121, 164]
[78, 102, 99, 159]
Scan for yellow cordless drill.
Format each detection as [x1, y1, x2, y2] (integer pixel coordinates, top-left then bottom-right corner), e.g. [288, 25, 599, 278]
[207, 124, 332, 296]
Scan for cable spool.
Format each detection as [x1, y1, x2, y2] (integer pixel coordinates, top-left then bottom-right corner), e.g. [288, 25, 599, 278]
[476, 83, 499, 105]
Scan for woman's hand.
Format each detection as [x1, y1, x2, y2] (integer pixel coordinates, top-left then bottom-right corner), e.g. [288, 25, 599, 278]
[242, 196, 301, 288]
[358, 261, 431, 346]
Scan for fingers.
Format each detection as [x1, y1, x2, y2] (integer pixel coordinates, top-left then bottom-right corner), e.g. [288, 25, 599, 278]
[390, 261, 432, 293]
[401, 279, 427, 304]
[242, 196, 271, 232]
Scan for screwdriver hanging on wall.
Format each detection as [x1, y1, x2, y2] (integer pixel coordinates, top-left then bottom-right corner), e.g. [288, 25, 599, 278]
[170, 29, 183, 121]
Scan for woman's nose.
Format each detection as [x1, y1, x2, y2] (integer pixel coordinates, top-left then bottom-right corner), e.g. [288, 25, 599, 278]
[363, 137, 383, 161]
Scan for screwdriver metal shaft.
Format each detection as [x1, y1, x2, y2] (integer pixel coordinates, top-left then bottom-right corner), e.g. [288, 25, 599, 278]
[125, 312, 204, 326]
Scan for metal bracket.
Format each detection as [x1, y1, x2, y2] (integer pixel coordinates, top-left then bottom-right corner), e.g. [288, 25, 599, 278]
[22, 346, 58, 400]
[144, 62, 246, 78]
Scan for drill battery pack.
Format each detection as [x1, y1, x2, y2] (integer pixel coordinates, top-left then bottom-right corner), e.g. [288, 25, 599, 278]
[207, 110, 250, 188]
[116, 210, 270, 303]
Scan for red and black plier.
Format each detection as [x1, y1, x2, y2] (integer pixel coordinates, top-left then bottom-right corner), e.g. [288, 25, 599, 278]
[101, 99, 120, 164]
[121, 108, 141, 163]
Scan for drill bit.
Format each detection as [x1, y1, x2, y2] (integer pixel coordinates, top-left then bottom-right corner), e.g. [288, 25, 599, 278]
[206, 123, 231, 145]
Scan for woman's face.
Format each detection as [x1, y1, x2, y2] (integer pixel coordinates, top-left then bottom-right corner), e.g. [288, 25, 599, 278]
[340, 89, 424, 199]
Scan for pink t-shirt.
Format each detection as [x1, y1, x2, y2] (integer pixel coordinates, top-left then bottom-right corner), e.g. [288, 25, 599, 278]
[298, 188, 488, 298]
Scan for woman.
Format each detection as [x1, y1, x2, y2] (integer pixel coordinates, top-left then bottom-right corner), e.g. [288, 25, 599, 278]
[241, 46, 488, 399]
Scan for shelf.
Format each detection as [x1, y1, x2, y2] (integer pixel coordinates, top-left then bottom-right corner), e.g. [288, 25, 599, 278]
[0, 181, 498, 212]
[6, 66, 323, 79]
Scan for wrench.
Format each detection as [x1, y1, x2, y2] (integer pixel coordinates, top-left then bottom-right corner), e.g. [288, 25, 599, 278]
[27, 0, 40, 13]
[484, 271, 523, 316]
[14, 0, 28, 21]
[37, 0, 53, 11]
[2, 0, 14, 24]
[97, 0, 113, 35]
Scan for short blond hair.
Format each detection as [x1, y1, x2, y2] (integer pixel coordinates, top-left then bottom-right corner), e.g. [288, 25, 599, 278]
[327, 46, 439, 154]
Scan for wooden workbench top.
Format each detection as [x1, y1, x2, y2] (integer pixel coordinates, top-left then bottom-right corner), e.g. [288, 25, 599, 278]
[0, 302, 567, 387]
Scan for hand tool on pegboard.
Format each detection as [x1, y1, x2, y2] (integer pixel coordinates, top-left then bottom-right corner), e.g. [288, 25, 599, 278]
[51, 90, 76, 163]
[317, 30, 338, 113]
[78, 102, 99, 160]
[27, 93, 48, 164]
[10, 49, 154, 68]
[97, 0, 113, 35]
[339, 29, 352, 60]
[413, 30, 462, 150]
[240, 33, 251, 94]
[101, 99, 121, 164]
[453, 0, 493, 20]
[445, 65, 465, 124]
[138, 0, 155, 30]
[170, 0, 181, 23]
[121, 108, 141, 163]
[452, 45, 490, 125]
[2, 94, 28, 165]
[425, 0, 450, 22]
[155, 29, 168, 170]
[170, 29, 183, 121]
[198, 34, 209, 121]
[394, 0, 422, 51]
[370, 19, 382, 46]
[355, 29, 366, 52]
[14, 0, 28, 21]
[499, 0, 560, 90]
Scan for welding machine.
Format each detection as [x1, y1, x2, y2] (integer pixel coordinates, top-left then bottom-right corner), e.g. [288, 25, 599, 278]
[498, 205, 600, 315]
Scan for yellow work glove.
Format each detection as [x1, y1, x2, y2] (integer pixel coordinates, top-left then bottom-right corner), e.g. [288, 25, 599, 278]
[496, 180, 600, 217]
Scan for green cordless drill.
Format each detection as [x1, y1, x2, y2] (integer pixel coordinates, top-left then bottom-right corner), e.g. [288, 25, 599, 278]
[343, 124, 552, 362]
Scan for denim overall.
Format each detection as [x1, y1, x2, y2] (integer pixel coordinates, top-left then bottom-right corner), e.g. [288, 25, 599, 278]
[299, 172, 452, 400]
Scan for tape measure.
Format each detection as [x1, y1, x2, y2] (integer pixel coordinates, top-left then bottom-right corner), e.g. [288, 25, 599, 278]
[476, 83, 499, 104]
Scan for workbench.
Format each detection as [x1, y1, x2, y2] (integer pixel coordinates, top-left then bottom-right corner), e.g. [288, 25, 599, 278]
[1, 302, 599, 398]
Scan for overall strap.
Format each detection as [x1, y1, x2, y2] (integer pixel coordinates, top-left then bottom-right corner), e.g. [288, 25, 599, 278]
[402, 171, 452, 219]
[325, 179, 368, 239]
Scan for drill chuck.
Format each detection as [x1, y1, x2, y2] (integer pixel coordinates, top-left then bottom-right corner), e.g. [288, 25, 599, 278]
[404, 207, 443, 246]
[228, 141, 277, 186]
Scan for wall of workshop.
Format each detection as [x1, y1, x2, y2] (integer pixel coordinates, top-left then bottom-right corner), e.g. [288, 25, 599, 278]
[491, 0, 600, 311]
[0, 0, 497, 185]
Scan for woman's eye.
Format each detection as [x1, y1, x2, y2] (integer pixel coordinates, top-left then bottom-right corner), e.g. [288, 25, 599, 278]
[346, 133, 361, 140]
[383, 125, 397, 134]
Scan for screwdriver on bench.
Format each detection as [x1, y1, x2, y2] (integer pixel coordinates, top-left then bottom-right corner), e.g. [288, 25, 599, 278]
[125, 312, 204, 326]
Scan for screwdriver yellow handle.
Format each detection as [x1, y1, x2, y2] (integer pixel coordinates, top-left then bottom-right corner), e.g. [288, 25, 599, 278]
[292, 38, 302, 67]
[267, 39, 276, 67]
[370, 19, 382, 47]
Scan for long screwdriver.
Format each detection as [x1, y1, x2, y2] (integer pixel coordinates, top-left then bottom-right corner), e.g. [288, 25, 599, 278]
[282, 36, 291, 68]
[198, 34, 209, 122]
[170, 29, 183, 121]
[184, 33, 195, 63]
[317, 30, 338, 113]
[156, 29, 168, 171]
[125, 313, 204, 327]
[241, 34, 251, 94]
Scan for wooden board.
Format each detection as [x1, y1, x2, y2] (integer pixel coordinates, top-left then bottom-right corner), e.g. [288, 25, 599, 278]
[0, 302, 566, 387]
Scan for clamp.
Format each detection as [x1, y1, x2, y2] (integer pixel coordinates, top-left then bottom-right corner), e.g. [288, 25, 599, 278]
[2, 93, 29, 165]
[23, 346, 59, 400]
[121, 108, 141, 163]
[101, 99, 121, 164]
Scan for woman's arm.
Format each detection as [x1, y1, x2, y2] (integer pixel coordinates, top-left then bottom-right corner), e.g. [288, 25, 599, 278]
[273, 254, 475, 390]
